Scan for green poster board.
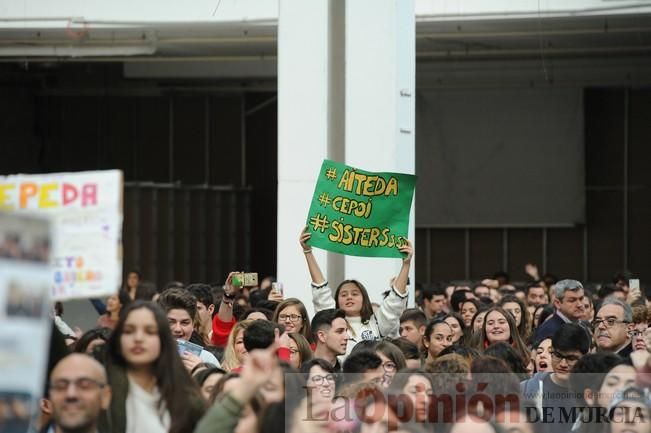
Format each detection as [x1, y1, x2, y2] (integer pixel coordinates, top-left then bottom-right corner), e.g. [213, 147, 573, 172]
[305, 160, 416, 258]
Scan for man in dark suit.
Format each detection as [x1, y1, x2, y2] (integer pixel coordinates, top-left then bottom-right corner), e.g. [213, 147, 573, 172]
[533, 279, 585, 342]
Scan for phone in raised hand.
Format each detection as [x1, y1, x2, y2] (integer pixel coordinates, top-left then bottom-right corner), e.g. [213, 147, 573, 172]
[272, 282, 284, 296]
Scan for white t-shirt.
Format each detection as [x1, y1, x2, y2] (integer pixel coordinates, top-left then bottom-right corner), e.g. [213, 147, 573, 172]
[199, 349, 220, 366]
[125, 376, 171, 433]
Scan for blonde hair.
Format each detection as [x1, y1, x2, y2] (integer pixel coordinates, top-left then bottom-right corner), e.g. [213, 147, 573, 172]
[221, 320, 253, 372]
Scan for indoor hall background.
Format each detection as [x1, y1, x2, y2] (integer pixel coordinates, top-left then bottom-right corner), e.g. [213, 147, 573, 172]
[415, 88, 651, 285]
[0, 63, 278, 289]
[1, 63, 650, 291]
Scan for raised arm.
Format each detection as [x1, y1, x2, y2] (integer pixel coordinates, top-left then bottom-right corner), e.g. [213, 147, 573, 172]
[300, 226, 326, 285]
[372, 240, 413, 337]
[217, 272, 238, 323]
[89, 298, 107, 315]
[393, 240, 414, 295]
[194, 346, 278, 433]
[301, 227, 336, 312]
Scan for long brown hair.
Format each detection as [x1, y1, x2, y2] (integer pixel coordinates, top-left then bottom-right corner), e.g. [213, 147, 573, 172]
[334, 279, 374, 323]
[499, 295, 531, 341]
[107, 301, 205, 433]
[475, 306, 530, 365]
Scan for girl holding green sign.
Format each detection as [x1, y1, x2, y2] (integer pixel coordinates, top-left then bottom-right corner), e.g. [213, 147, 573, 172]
[300, 227, 413, 358]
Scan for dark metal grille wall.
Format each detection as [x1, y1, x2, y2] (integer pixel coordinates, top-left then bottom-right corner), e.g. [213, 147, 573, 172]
[0, 62, 278, 288]
[415, 88, 651, 285]
[415, 227, 585, 283]
[123, 184, 251, 288]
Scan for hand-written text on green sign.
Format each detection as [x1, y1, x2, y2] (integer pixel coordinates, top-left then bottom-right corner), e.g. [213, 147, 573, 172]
[337, 170, 399, 197]
[306, 160, 416, 258]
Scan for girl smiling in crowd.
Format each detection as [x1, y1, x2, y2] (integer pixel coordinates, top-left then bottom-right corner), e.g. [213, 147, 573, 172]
[300, 227, 413, 355]
[475, 306, 530, 364]
[272, 298, 313, 344]
[423, 319, 454, 362]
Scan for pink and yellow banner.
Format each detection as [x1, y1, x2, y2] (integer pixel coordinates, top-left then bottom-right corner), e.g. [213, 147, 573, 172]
[0, 170, 123, 300]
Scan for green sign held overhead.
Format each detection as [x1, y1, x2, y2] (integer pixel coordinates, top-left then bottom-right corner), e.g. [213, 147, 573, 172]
[306, 160, 416, 258]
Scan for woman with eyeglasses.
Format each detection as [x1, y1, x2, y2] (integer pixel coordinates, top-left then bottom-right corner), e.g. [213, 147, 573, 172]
[272, 298, 313, 344]
[349, 339, 407, 386]
[374, 340, 406, 379]
[631, 304, 651, 352]
[300, 226, 414, 356]
[301, 358, 337, 407]
[100, 301, 205, 433]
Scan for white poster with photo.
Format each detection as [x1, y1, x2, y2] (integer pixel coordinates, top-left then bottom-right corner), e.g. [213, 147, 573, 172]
[0, 213, 52, 432]
[0, 170, 123, 300]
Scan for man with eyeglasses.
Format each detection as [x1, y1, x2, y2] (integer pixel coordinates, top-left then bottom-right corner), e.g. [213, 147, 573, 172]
[631, 305, 650, 352]
[532, 279, 585, 343]
[592, 297, 634, 362]
[48, 353, 111, 433]
[521, 323, 591, 433]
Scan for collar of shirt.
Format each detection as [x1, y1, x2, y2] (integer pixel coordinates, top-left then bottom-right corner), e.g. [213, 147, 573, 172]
[556, 311, 573, 323]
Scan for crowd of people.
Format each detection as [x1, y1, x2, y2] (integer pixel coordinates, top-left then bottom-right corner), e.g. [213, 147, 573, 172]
[36, 229, 651, 433]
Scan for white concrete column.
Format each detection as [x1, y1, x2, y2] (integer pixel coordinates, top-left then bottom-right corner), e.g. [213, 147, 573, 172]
[344, 0, 416, 305]
[277, 0, 345, 314]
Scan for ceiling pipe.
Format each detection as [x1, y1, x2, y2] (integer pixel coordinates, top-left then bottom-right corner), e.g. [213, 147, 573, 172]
[0, 45, 156, 57]
[0, 54, 275, 62]
[2, 26, 650, 46]
[2, 44, 650, 62]
[0, 36, 276, 45]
